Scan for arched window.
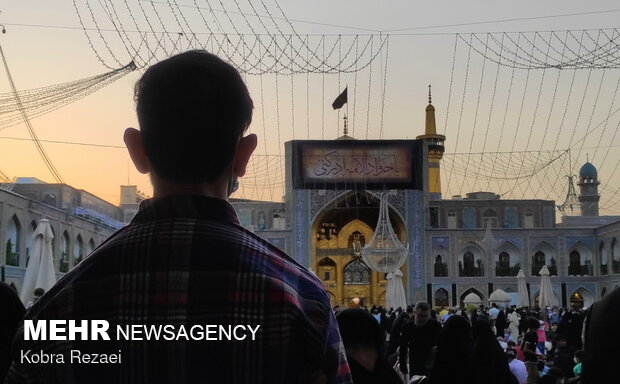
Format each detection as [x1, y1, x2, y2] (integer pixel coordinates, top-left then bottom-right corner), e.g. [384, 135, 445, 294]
[88, 238, 96, 256]
[532, 243, 557, 276]
[459, 251, 483, 277]
[464, 252, 474, 269]
[25, 221, 37, 266]
[568, 243, 593, 276]
[569, 251, 581, 276]
[435, 288, 449, 308]
[495, 242, 520, 277]
[344, 260, 370, 285]
[49, 226, 56, 260]
[60, 231, 70, 272]
[74, 235, 84, 264]
[434, 254, 448, 277]
[600, 242, 608, 275]
[5, 215, 21, 266]
[533, 251, 545, 275]
[496, 252, 510, 276]
[612, 238, 620, 273]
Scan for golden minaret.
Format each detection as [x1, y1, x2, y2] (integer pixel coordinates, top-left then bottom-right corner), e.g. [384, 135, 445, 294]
[416, 85, 446, 198]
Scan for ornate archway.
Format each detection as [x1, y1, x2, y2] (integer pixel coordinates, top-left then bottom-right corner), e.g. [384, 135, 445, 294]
[311, 191, 407, 307]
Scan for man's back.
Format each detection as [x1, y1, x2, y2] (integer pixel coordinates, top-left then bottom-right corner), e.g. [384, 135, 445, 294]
[7, 196, 350, 383]
[400, 318, 441, 375]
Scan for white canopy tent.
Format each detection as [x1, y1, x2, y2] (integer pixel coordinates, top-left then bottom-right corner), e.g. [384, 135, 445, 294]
[539, 265, 559, 308]
[20, 219, 56, 305]
[463, 292, 483, 305]
[489, 289, 511, 307]
[517, 269, 530, 308]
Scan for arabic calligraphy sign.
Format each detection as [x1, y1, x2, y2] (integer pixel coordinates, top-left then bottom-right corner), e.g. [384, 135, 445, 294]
[291, 140, 423, 190]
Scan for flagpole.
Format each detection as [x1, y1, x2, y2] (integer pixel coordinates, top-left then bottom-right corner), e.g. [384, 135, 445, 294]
[331, 87, 348, 137]
[346, 83, 349, 137]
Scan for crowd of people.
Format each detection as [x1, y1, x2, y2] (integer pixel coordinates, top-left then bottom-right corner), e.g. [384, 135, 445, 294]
[334, 296, 617, 384]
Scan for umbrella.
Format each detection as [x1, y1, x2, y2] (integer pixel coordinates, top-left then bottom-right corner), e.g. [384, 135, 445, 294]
[517, 269, 530, 308]
[20, 219, 56, 304]
[386, 269, 407, 311]
[538, 265, 558, 308]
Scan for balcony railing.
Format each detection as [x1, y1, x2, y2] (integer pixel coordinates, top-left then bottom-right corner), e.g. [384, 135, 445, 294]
[496, 263, 521, 277]
[568, 264, 593, 276]
[434, 263, 448, 277]
[458, 263, 484, 277]
[532, 263, 557, 276]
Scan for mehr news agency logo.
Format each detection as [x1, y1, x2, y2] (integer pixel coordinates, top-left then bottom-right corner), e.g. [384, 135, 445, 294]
[20, 320, 261, 364]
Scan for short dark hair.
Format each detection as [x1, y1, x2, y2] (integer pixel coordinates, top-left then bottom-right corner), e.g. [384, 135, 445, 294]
[555, 334, 567, 343]
[336, 309, 382, 350]
[135, 50, 253, 182]
[34, 288, 45, 296]
[415, 302, 431, 312]
[526, 317, 540, 330]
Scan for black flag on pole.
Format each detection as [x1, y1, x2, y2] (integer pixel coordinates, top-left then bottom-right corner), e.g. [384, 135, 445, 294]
[331, 87, 347, 110]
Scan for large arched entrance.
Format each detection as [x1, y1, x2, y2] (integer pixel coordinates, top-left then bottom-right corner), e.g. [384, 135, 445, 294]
[435, 288, 449, 308]
[312, 191, 408, 307]
[570, 288, 595, 309]
[460, 288, 484, 309]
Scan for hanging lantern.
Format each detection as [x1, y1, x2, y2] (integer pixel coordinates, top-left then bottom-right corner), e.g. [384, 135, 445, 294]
[361, 192, 408, 273]
[479, 221, 499, 256]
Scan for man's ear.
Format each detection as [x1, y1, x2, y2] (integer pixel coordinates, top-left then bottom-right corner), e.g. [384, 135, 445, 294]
[124, 128, 150, 174]
[232, 133, 258, 177]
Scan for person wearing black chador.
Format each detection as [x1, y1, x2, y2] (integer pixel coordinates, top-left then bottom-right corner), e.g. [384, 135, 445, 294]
[337, 309, 402, 384]
[0, 282, 25, 382]
[581, 286, 620, 384]
[472, 319, 518, 384]
[429, 314, 476, 384]
[387, 306, 412, 356]
[495, 307, 507, 337]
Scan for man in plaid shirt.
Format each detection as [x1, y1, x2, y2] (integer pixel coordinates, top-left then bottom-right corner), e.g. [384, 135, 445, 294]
[7, 51, 351, 384]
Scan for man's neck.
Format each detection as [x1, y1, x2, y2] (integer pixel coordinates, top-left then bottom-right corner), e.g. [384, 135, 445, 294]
[151, 175, 229, 200]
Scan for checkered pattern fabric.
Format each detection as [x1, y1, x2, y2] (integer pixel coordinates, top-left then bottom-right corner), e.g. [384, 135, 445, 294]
[7, 195, 351, 384]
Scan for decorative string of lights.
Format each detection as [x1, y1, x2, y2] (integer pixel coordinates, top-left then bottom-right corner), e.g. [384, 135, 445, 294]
[72, 0, 389, 74]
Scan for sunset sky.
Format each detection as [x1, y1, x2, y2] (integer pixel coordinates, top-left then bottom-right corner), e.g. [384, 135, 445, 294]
[1, 1, 619, 214]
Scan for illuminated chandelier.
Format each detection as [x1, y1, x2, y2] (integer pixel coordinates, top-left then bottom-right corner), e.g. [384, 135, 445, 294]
[361, 192, 408, 273]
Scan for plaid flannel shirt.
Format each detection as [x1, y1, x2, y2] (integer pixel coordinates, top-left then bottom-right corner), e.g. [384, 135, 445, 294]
[7, 195, 351, 384]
